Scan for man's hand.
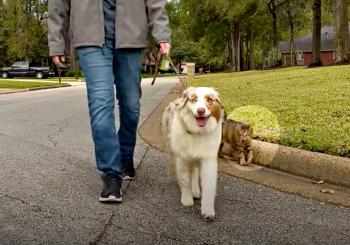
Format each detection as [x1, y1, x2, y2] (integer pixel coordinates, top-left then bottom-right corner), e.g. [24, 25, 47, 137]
[159, 42, 171, 56]
[52, 55, 66, 66]
[52, 55, 68, 70]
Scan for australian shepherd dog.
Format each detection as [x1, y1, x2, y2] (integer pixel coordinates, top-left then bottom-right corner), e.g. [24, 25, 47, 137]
[162, 87, 224, 221]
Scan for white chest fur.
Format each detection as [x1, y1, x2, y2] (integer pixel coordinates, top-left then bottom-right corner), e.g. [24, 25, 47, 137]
[169, 113, 222, 161]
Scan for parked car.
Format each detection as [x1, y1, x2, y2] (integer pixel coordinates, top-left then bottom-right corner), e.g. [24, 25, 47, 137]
[0, 61, 55, 79]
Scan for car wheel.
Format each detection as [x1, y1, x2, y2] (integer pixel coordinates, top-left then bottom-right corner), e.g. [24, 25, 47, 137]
[1, 72, 9, 79]
[36, 71, 44, 79]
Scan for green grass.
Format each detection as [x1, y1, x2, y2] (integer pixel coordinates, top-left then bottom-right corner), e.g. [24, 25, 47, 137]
[189, 66, 350, 157]
[0, 80, 67, 89]
[141, 73, 178, 78]
[47, 77, 84, 82]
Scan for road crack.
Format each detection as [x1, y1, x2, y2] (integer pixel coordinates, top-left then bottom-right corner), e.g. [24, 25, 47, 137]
[47, 119, 71, 147]
[89, 212, 115, 245]
[2, 194, 46, 213]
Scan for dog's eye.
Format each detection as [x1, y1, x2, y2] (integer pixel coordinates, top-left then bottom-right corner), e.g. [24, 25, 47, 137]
[206, 97, 213, 104]
[189, 95, 198, 103]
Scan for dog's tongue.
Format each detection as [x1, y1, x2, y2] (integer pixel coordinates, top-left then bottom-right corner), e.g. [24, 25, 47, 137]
[196, 117, 207, 127]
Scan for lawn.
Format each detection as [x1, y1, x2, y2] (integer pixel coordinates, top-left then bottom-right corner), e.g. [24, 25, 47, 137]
[47, 77, 84, 82]
[189, 65, 350, 157]
[0, 80, 67, 89]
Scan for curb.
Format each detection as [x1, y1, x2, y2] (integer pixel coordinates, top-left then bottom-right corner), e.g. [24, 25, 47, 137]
[139, 84, 350, 189]
[27, 84, 71, 91]
[252, 140, 350, 188]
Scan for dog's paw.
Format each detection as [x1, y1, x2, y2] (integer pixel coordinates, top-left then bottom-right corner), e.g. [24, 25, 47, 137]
[191, 188, 201, 199]
[201, 213, 217, 222]
[192, 191, 201, 200]
[181, 196, 194, 207]
[201, 207, 216, 222]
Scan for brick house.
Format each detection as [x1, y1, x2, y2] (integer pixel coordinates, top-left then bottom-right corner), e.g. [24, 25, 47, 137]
[279, 26, 349, 66]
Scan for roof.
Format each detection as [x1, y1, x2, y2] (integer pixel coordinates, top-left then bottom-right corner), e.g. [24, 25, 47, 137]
[279, 26, 349, 53]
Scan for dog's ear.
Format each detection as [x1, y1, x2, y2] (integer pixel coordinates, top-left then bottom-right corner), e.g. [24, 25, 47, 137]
[212, 89, 223, 108]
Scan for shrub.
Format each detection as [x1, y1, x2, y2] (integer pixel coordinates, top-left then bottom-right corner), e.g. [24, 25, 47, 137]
[65, 69, 82, 79]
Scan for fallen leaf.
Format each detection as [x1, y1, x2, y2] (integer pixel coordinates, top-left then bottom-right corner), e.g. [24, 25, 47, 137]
[320, 189, 335, 194]
[312, 180, 324, 184]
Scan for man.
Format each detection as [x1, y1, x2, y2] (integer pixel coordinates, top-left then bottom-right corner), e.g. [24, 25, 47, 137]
[48, 0, 171, 203]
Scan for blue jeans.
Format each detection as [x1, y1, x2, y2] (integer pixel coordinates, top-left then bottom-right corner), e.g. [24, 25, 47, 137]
[78, 41, 142, 178]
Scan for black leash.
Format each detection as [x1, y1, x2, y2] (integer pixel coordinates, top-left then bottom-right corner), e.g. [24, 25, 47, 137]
[56, 62, 68, 84]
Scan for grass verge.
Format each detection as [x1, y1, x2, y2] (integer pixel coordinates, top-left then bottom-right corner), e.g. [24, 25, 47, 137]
[189, 66, 350, 157]
[0, 80, 68, 89]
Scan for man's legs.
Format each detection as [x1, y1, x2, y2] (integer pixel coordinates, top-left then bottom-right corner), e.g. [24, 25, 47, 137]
[78, 44, 123, 202]
[114, 48, 142, 179]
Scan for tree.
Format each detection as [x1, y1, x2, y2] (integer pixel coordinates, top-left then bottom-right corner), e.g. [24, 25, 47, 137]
[3, 0, 48, 64]
[267, 0, 288, 52]
[335, 0, 349, 64]
[311, 0, 322, 66]
[0, 0, 7, 66]
[281, 0, 308, 66]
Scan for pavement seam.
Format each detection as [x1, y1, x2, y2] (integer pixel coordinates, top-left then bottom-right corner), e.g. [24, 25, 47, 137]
[89, 212, 115, 245]
[88, 147, 150, 244]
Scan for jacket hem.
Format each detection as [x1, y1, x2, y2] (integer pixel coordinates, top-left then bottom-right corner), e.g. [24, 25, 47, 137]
[73, 42, 148, 49]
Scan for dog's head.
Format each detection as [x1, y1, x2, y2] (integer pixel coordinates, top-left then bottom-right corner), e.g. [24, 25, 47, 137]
[178, 87, 224, 133]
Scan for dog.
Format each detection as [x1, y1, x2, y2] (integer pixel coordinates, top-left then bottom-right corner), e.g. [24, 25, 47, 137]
[162, 87, 224, 221]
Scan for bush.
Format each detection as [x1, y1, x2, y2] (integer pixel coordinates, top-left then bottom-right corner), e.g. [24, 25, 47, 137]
[65, 69, 82, 79]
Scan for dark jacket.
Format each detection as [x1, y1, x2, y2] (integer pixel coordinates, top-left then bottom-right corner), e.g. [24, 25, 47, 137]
[48, 0, 171, 56]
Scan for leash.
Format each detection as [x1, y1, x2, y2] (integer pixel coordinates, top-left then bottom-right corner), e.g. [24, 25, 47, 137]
[151, 53, 187, 89]
[56, 62, 68, 84]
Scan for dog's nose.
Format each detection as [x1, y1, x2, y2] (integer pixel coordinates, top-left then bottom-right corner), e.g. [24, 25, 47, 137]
[197, 107, 206, 116]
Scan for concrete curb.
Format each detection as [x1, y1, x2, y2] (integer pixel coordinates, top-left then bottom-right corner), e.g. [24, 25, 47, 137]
[252, 140, 350, 188]
[27, 83, 71, 91]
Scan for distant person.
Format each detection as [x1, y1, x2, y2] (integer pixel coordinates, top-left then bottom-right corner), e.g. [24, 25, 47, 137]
[48, 0, 171, 202]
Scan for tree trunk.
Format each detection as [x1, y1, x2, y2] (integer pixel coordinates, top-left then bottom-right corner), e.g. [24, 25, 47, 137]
[249, 26, 255, 70]
[335, 0, 349, 64]
[271, 11, 277, 50]
[229, 21, 235, 71]
[240, 37, 245, 71]
[227, 40, 232, 71]
[311, 0, 322, 67]
[233, 22, 240, 71]
[286, 6, 296, 66]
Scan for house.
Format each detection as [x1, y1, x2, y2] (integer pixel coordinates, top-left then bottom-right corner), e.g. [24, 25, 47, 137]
[279, 26, 350, 66]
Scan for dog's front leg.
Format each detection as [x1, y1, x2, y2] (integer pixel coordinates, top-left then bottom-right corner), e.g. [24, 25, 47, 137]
[200, 158, 217, 221]
[191, 166, 201, 199]
[176, 157, 194, 207]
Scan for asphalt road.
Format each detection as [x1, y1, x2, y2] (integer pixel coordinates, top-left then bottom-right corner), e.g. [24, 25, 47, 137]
[0, 78, 349, 244]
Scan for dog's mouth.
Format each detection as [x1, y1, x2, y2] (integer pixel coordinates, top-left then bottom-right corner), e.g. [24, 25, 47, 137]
[195, 116, 209, 127]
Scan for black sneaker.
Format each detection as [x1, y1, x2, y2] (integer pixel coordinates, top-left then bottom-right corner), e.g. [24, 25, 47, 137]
[99, 175, 122, 203]
[122, 159, 136, 180]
